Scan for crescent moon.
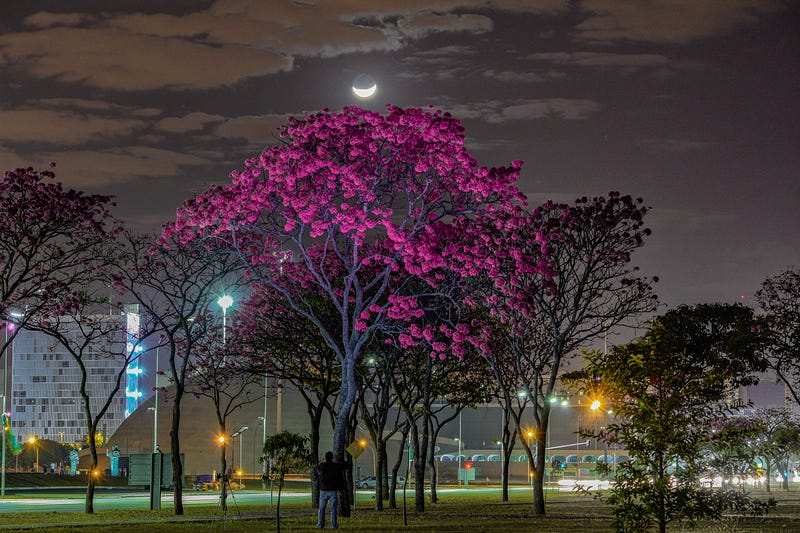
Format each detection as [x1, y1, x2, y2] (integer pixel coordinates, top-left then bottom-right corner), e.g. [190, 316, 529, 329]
[353, 84, 377, 98]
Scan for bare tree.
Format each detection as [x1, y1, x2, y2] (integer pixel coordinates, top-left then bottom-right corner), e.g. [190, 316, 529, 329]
[27, 293, 148, 514]
[187, 327, 263, 511]
[114, 232, 241, 514]
[488, 195, 657, 515]
[235, 283, 341, 507]
[756, 267, 800, 408]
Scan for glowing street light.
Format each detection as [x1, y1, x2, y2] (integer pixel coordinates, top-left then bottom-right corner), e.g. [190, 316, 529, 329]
[217, 295, 234, 345]
[28, 436, 39, 473]
[357, 438, 376, 476]
[231, 426, 249, 475]
[590, 399, 602, 412]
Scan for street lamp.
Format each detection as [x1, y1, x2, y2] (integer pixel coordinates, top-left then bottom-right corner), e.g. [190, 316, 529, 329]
[2, 321, 11, 497]
[153, 347, 161, 452]
[2, 314, 21, 497]
[28, 436, 38, 473]
[217, 434, 227, 483]
[232, 426, 249, 475]
[458, 411, 462, 484]
[216, 295, 233, 345]
[358, 438, 376, 476]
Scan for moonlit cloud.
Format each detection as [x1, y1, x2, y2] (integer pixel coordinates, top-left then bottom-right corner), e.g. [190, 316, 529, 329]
[0, 28, 293, 91]
[213, 114, 290, 146]
[449, 99, 601, 123]
[638, 138, 711, 153]
[0, 108, 146, 145]
[36, 146, 213, 188]
[527, 51, 670, 68]
[577, 0, 785, 43]
[482, 69, 548, 83]
[398, 12, 493, 38]
[155, 113, 226, 134]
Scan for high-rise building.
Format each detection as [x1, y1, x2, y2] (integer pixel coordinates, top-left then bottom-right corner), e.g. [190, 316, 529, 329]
[9, 309, 141, 445]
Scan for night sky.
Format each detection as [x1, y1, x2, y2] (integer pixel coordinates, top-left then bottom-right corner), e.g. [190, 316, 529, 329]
[1, 1, 798, 309]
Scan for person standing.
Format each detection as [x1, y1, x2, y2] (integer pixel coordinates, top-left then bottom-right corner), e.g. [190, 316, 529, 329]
[316, 451, 345, 529]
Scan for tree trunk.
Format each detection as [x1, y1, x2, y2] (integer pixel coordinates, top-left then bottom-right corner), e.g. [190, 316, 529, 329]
[501, 447, 512, 501]
[309, 403, 323, 508]
[276, 478, 283, 533]
[334, 357, 357, 461]
[85, 443, 98, 514]
[380, 441, 390, 503]
[389, 424, 409, 509]
[375, 438, 386, 510]
[501, 423, 515, 502]
[333, 358, 357, 518]
[171, 386, 184, 515]
[219, 431, 228, 512]
[412, 419, 429, 513]
[428, 420, 441, 504]
[764, 457, 771, 493]
[532, 431, 546, 514]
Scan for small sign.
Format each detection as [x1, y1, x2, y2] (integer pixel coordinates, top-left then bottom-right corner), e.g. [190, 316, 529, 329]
[346, 441, 364, 458]
[458, 468, 476, 481]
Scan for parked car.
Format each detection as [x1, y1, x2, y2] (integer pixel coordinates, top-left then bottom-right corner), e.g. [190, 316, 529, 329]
[356, 475, 405, 489]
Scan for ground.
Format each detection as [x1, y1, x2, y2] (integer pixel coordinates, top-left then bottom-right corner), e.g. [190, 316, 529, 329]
[0, 483, 798, 532]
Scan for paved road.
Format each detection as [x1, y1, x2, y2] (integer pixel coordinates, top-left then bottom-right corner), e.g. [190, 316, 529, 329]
[0, 485, 553, 513]
[0, 490, 312, 513]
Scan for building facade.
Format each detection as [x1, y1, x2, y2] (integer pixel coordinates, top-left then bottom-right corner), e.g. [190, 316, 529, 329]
[10, 309, 141, 446]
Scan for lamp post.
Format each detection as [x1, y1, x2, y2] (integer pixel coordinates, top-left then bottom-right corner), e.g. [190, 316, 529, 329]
[275, 379, 283, 433]
[262, 374, 268, 490]
[457, 410, 462, 485]
[153, 347, 159, 452]
[359, 438, 376, 476]
[231, 426, 249, 475]
[216, 295, 233, 345]
[28, 436, 38, 473]
[2, 321, 10, 497]
[217, 434, 226, 483]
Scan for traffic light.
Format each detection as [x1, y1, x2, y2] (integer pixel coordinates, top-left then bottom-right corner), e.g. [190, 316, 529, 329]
[465, 462, 472, 470]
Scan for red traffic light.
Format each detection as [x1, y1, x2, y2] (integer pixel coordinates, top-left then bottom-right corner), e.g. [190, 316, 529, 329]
[465, 462, 472, 469]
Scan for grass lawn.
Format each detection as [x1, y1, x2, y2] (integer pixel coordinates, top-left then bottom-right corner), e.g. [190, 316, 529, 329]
[0, 486, 798, 532]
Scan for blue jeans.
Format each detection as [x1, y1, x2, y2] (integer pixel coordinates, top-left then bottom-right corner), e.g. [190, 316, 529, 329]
[317, 490, 338, 529]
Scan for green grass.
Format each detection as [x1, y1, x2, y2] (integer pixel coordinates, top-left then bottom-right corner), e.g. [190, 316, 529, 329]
[3, 472, 131, 488]
[1, 487, 799, 532]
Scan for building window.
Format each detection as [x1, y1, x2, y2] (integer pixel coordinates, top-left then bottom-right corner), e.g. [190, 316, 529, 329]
[32, 376, 47, 383]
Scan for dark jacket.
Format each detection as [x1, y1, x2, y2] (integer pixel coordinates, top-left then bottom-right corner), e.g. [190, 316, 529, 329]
[317, 460, 345, 491]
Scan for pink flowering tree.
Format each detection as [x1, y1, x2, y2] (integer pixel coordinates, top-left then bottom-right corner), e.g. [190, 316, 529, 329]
[0, 165, 119, 350]
[164, 106, 535, 473]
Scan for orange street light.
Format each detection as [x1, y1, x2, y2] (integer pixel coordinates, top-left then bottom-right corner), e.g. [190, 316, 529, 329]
[27, 436, 39, 473]
[590, 399, 601, 411]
